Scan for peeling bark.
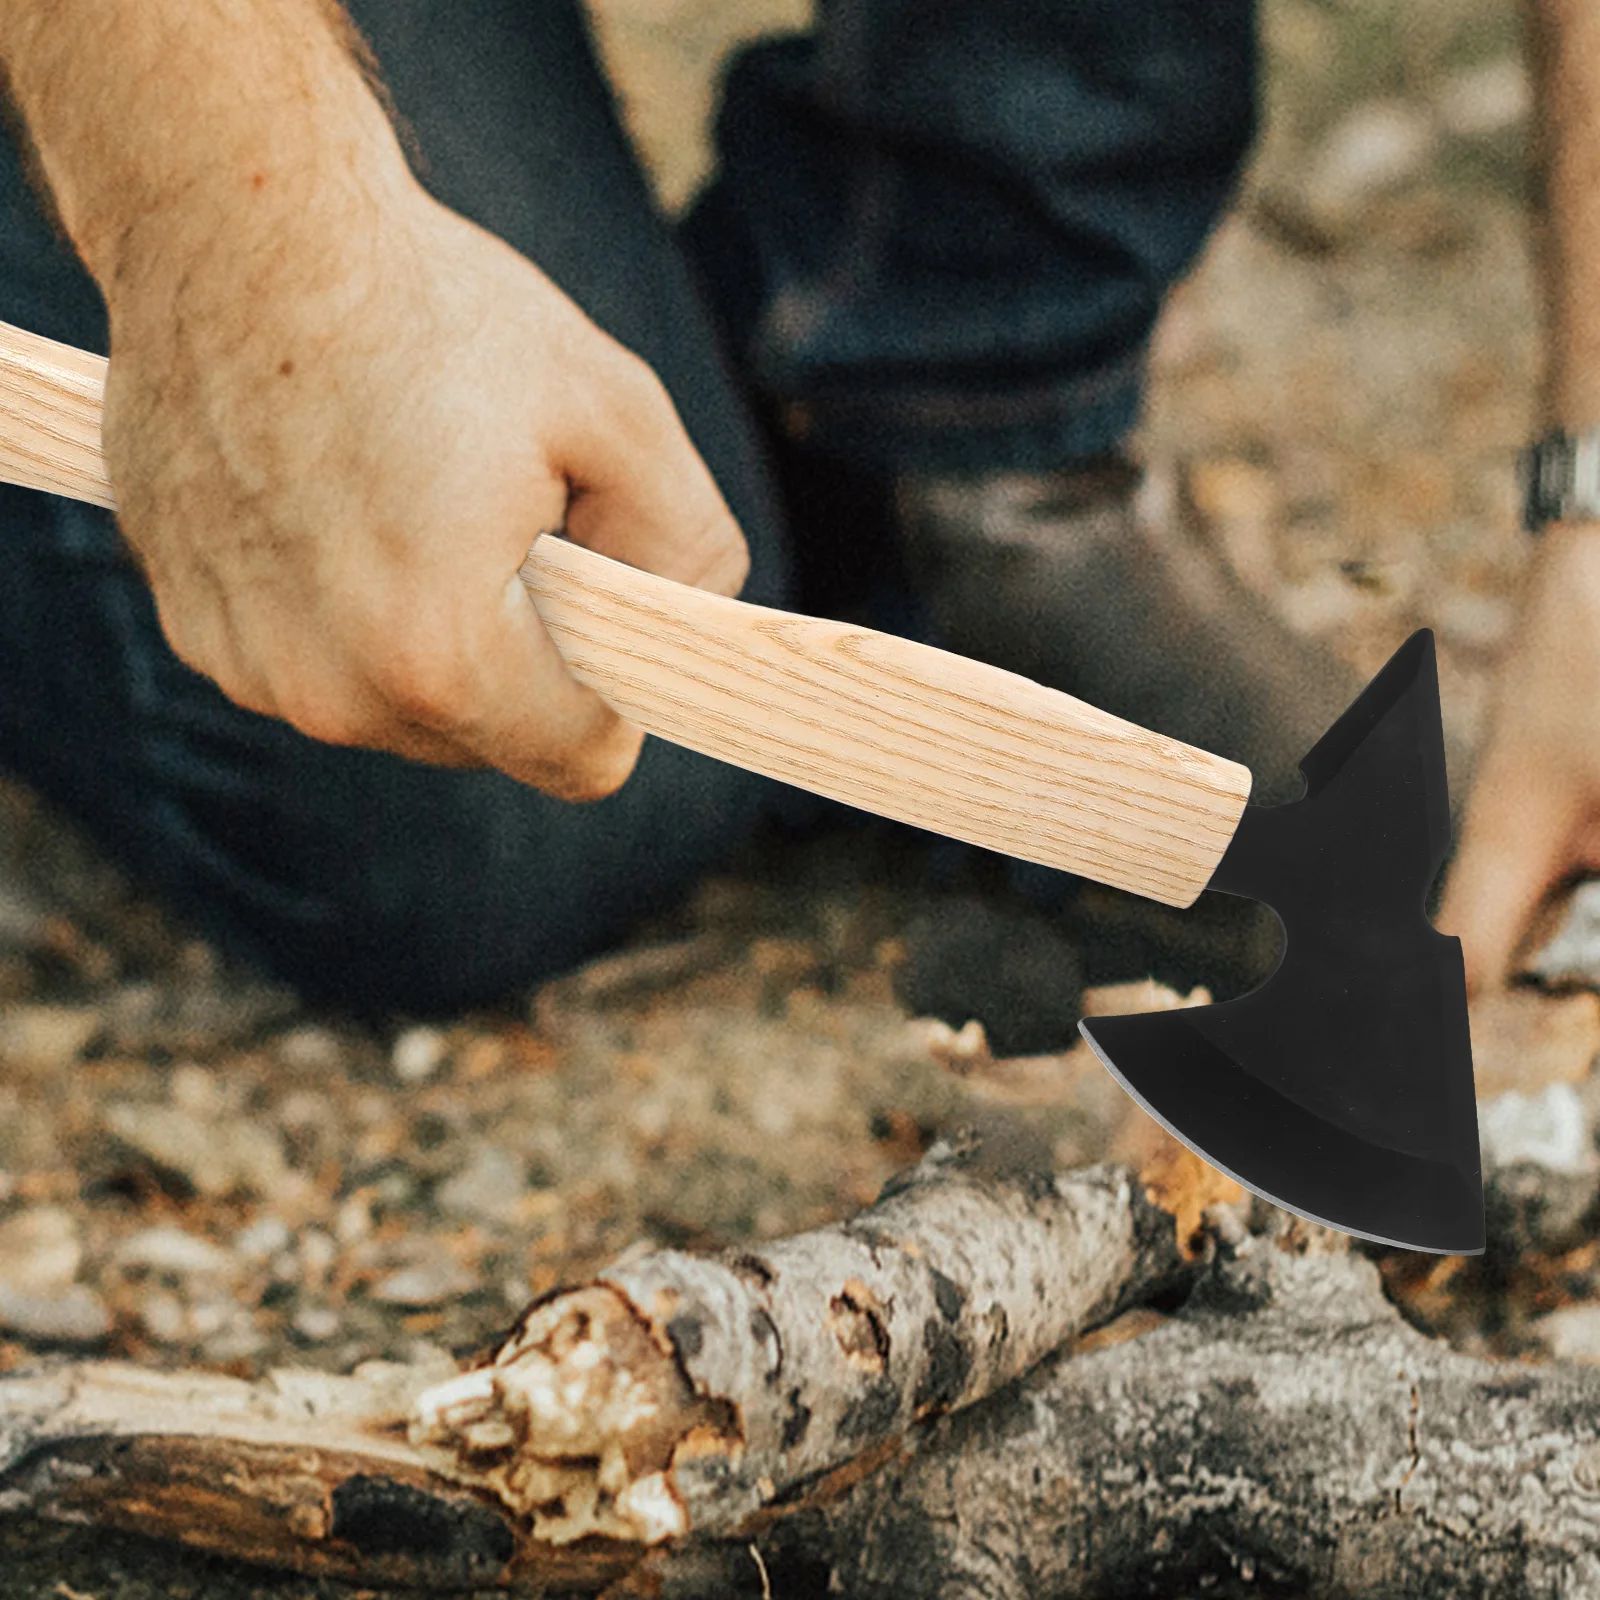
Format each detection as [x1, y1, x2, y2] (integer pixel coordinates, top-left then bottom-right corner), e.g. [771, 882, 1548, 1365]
[733, 1247, 1600, 1600]
[0, 1357, 568, 1590]
[6, 1149, 1600, 1597]
[411, 1138, 1188, 1542]
[0, 1142, 1186, 1589]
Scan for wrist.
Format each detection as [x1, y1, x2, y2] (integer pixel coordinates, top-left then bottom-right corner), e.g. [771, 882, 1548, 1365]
[104, 139, 425, 358]
[1523, 519, 1600, 632]
[3, 0, 417, 312]
[103, 116, 416, 341]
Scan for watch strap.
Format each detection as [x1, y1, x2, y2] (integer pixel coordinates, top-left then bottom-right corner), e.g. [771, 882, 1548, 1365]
[1521, 427, 1600, 533]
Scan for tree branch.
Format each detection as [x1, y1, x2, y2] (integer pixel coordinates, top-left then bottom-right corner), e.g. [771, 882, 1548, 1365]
[0, 1142, 1187, 1589]
[410, 1139, 1187, 1544]
[5, 1142, 1600, 1598]
[680, 1246, 1600, 1600]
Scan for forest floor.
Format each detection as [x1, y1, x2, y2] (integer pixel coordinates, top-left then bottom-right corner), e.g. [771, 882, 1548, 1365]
[3, 0, 1595, 1594]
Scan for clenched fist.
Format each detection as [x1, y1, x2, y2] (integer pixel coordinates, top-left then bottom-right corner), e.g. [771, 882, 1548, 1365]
[101, 179, 746, 798]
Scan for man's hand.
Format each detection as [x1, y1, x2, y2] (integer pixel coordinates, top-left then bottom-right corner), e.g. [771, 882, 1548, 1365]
[0, 0, 747, 799]
[104, 188, 747, 798]
[1439, 531, 1600, 991]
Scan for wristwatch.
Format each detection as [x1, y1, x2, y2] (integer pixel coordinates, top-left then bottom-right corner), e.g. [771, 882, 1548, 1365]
[1521, 427, 1600, 533]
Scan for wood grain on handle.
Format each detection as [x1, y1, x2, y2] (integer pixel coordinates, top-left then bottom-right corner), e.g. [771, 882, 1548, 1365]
[524, 537, 1250, 905]
[0, 319, 114, 509]
[0, 317, 1251, 906]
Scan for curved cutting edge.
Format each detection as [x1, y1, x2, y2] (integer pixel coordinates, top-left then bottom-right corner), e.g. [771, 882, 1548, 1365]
[1079, 629, 1483, 1256]
[1079, 1010, 1484, 1255]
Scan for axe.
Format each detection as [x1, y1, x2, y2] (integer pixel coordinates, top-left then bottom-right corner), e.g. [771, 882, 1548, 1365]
[0, 319, 1482, 1255]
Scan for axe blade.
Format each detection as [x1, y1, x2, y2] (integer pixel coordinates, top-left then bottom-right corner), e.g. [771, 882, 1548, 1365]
[1080, 630, 1484, 1255]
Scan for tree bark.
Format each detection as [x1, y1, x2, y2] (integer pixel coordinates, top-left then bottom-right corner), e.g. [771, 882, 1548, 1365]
[0, 1142, 1188, 1590]
[719, 1245, 1600, 1600]
[0, 1355, 569, 1591]
[4, 1148, 1600, 1597]
[411, 1139, 1188, 1544]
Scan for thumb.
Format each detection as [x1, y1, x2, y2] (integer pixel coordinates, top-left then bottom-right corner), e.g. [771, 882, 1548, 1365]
[557, 355, 750, 598]
[1439, 745, 1581, 993]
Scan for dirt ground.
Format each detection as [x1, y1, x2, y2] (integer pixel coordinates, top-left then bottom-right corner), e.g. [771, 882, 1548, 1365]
[0, 0, 1588, 1593]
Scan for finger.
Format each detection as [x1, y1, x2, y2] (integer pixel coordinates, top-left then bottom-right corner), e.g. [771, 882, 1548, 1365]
[558, 352, 750, 598]
[451, 565, 646, 799]
[215, 608, 491, 771]
[269, 607, 633, 795]
[1438, 743, 1582, 993]
[383, 720, 492, 770]
[271, 461, 637, 796]
[306, 698, 488, 770]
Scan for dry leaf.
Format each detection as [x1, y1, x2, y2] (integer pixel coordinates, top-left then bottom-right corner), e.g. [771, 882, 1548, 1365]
[1113, 1123, 1245, 1260]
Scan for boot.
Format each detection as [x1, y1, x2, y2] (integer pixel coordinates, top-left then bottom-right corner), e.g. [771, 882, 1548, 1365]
[896, 454, 1362, 805]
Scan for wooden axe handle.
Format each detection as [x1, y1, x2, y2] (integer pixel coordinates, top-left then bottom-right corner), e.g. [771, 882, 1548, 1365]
[0, 317, 1251, 906]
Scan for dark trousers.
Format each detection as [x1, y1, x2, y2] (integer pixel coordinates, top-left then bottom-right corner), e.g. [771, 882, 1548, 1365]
[0, 0, 1254, 1012]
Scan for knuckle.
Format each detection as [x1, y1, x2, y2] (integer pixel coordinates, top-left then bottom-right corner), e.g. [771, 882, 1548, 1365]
[701, 523, 751, 596]
[154, 605, 268, 722]
[151, 597, 207, 678]
[274, 689, 364, 748]
[162, 629, 208, 682]
[608, 352, 675, 432]
[370, 640, 475, 731]
[552, 762, 629, 804]
[541, 725, 642, 802]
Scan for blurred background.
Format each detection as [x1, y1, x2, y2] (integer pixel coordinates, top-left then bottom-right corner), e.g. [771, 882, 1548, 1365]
[11, 0, 1600, 1590]
[0, 0, 1582, 1506]
[588, 0, 1535, 760]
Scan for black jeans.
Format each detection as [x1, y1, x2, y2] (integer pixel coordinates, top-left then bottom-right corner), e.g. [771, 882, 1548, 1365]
[689, 0, 1257, 472]
[0, 0, 1254, 1011]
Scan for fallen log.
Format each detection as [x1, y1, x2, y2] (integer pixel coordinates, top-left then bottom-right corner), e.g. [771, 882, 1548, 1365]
[409, 1138, 1187, 1544]
[718, 1243, 1600, 1600]
[5, 1138, 1600, 1596]
[0, 1352, 559, 1591]
[0, 1141, 1188, 1590]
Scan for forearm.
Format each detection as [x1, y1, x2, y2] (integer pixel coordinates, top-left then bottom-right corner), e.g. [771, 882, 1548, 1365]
[1527, 0, 1600, 424]
[0, 0, 413, 311]
[0, 0, 745, 805]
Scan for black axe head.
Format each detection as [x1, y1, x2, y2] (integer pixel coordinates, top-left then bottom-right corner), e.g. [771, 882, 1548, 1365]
[1079, 630, 1483, 1255]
